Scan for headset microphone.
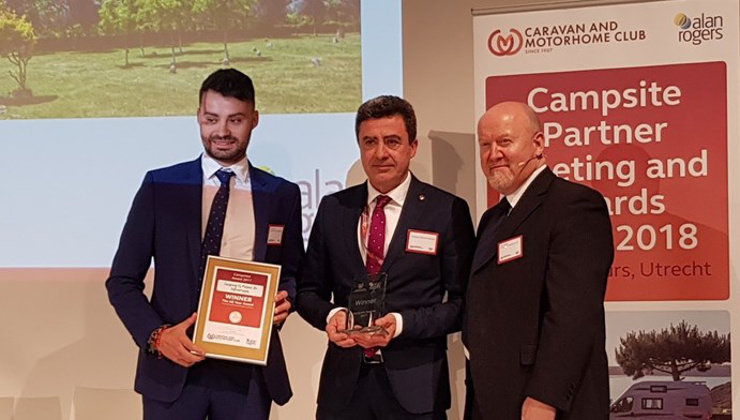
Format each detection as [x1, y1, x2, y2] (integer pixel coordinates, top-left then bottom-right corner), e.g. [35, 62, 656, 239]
[517, 153, 543, 167]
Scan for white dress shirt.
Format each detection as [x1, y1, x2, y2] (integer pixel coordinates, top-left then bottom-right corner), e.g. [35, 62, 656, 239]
[504, 164, 547, 209]
[357, 172, 412, 264]
[201, 154, 255, 261]
[326, 172, 413, 337]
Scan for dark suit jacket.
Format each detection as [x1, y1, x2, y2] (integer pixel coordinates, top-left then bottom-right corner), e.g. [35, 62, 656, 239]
[296, 175, 475, 415]
[463, 167, 613, 420]
[106, 157, 303, 404]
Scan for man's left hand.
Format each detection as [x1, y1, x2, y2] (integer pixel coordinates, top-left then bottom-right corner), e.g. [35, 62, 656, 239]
[352, 314, 396, 348]
[521, 397, 556, 420]
[273, 290, 291, 325]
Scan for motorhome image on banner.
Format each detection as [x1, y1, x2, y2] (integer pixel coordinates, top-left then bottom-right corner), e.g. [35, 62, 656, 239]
[605, 310, 731, 419]
[610, 381, 713, 419]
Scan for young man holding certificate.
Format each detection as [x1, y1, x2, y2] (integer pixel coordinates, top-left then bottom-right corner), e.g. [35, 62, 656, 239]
[106, 69, 303, 420]
[297, 96, 475, 419]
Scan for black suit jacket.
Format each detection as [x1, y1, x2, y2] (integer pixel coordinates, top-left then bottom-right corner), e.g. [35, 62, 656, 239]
[296, 176, 475, 414]
[106, 157, 303, 404]
[463, 167, 613, 419]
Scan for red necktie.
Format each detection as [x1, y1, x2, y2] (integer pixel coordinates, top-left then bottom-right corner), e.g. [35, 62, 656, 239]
[364, 195, 390, 359]
[366, 195, 391, 274]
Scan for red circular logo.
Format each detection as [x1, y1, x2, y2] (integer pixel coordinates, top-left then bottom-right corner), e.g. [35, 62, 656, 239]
[488, 29, 524, 56]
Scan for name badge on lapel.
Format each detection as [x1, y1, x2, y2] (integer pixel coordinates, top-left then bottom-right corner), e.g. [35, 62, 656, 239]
[406, 229, 439, 255]
[498, 235, 523, 264]
[267, 225, 284, 246]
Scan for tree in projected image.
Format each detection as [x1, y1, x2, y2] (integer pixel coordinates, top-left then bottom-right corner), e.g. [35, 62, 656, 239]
[5, 0, 69, 37]
[137, 0, 197, 67]
[0, 1, 36, 96]
[302, 0, 325, 36]
[99, 0, 141, 67]
[616, 320, 730, 381]
[287, 0, 359, 36]
[192, 0, 257, 63]
[254, 0, 289, 29]
[324, 0, 359, 26]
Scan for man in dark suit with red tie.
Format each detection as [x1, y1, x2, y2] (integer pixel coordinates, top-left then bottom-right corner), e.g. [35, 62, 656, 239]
[296, 95, 475, 419]
[463, 102, 614, 420]
[106, 69, 303, 420]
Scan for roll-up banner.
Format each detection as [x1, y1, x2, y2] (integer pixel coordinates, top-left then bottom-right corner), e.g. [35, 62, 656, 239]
[474, 0, 738, 414]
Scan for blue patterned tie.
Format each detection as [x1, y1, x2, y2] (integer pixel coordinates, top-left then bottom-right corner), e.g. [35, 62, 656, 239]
[199, 169, 234, 279]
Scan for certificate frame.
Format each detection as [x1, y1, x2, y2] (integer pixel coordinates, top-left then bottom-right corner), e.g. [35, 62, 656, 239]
[193, 256, 280, 365]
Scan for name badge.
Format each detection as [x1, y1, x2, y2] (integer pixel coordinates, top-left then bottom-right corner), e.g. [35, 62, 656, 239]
[406, 229, 439, 255]
[498, 235, 523, 264]
[267, 225, 284, 246]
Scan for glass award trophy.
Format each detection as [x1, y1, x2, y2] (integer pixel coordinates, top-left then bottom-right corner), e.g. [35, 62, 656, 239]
[340, 273, 388, 335]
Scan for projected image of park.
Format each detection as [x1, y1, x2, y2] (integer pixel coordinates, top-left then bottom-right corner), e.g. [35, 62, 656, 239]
[0, 0, 360, 118]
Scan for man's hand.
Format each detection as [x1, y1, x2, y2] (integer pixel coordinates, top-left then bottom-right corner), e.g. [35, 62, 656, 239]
[521, 397, 556, 420]
[351, 314, 396, 349]
[325, 310, 357, 348]
[156, 313, 205, 368]
[273, 290, 291, 325]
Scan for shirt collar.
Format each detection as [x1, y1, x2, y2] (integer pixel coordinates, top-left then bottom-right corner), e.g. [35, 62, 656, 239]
[367, 171, 412, 207]
[505, 164, 547, 208]
[201, 153, 250, 184]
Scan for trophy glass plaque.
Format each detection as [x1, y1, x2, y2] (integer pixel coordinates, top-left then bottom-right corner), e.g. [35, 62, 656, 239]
[341, 273, 388, 335]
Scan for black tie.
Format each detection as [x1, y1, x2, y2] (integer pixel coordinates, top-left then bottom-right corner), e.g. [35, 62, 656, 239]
[489, 197, 511, 235]
[199, 169, 234, 279]
[471, 197, 511, 270]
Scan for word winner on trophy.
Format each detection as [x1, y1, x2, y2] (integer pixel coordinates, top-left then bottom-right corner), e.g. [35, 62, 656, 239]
[342, 273, 388, 334]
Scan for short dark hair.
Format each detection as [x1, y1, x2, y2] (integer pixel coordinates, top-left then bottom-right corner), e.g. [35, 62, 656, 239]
[355, 95, 417, 143]
[199, 68, 255, 105]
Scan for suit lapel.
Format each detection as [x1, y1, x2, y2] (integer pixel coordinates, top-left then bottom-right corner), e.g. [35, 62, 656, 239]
[471, 200, 509, 272]
[345, 184, 368, 275]
[250, 163, 269, 263]
[472, 168, 554, 273]
[496, 168, 553, 241]
[381, 176, 424, 273]
[183, 158, 204, 288]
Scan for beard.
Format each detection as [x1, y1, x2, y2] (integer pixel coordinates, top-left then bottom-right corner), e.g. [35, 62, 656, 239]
[486, 169, 514, 193]
[203, 135, 247, 164]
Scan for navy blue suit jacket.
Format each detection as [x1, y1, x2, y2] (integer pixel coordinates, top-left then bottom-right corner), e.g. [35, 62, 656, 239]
[296, 176, 475, 415]
[106, 157, 303, 404]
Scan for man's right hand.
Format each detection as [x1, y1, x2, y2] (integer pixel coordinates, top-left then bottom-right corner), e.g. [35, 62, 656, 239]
[325, 310, 357, 348]
[156, 313, 206, 367]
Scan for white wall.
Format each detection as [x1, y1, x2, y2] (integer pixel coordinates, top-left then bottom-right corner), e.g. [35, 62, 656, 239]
[1, 1, 682, 419]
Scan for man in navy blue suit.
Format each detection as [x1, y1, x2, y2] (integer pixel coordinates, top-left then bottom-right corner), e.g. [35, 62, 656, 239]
[106, 68, 303, 420]
[297, 96, 475, 419]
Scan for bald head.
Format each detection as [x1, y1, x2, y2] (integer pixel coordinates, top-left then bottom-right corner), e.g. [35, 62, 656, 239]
[478, 101, 542, 136]
[477, 101, 545, 195]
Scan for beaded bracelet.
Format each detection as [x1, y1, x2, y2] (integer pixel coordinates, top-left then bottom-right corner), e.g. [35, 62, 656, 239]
[147, 325, 170, 358]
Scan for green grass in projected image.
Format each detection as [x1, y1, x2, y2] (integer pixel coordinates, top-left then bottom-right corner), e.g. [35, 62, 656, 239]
[0, 34, 360, 119]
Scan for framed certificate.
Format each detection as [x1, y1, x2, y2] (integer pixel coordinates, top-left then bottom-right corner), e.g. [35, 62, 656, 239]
[193, 256, 281, 365]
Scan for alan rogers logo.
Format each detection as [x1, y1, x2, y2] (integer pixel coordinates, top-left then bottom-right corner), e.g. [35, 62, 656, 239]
[488, 29, 523, 56]
[674, 12, 724, 45]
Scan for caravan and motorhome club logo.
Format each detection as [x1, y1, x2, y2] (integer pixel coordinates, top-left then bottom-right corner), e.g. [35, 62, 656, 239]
[488, 21, 646, 57]
[674, 12, 724, 45]
[488, 29, 524, 56]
